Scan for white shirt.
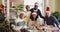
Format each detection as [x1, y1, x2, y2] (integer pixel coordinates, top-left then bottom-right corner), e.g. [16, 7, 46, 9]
[13, 18, 28, 30]
[12, 18, 25, 30]
[15, 18, 24, 24]
[25, 11, 31, 16]
[34, 9, 38, 12]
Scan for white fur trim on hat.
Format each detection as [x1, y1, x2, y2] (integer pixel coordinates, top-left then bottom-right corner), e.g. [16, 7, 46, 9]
[32, 12, 37, 16]
[35, 2, 38, 5]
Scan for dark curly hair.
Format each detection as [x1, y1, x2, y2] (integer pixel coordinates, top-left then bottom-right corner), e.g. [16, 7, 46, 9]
[30, 13, 38, 21]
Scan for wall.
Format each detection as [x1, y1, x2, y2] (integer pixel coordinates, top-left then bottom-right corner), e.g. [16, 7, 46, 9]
[48, 0, 60, 13]
[0, 0, 2, 4]
[55, 0, 60, 13]
[10, 0, 24, 6]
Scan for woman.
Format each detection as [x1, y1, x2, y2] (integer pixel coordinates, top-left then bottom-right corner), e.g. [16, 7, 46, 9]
[24, 5, 31, 25]
[29, 12, 44, 32]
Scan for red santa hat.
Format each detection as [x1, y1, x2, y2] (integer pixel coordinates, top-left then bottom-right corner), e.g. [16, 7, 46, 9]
[45, 6, 51, 16]
[46, 6, 50, 13]
[34, 2, 38, 5]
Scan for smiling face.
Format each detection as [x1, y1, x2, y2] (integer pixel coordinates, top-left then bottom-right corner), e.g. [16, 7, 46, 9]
[26, 5, 30, 11]
[32, 12, 37, 19]
[34, 5, 38, 10]
[46, 11, 51, 17]
[19, 13, 24, 19]
[33, 14, 37, 19]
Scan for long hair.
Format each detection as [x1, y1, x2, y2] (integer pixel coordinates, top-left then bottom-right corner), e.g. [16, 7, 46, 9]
[30, 13, 38, 21]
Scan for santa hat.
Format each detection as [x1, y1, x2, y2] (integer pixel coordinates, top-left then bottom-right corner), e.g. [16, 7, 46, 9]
[45, 6, 51, 16]
[32, 12, 37, 16]
[46, 6, 50, 13]
[34, 2, 38, 5]
[20, 12, 25, 15]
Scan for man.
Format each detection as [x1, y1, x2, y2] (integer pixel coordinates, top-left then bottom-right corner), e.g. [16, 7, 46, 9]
[44, 11, 59, 27]
[30, 2, 44, 19]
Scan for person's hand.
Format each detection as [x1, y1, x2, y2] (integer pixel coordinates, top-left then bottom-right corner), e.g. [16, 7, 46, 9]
[16, 30, 20, 32]
[21, 26, 25, 29]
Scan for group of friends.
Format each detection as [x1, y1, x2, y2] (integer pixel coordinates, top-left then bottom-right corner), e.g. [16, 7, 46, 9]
[13, 2, 60, 32]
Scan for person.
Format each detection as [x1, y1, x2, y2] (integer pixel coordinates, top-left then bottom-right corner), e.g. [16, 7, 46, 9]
[44, 11, 59, 27]
[24, 5, 31, 25]
[13, 12, 28, 32]
[25, 5, 30, 12]
[30, 2, 44, 19]
[29, 12, 44, 32]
